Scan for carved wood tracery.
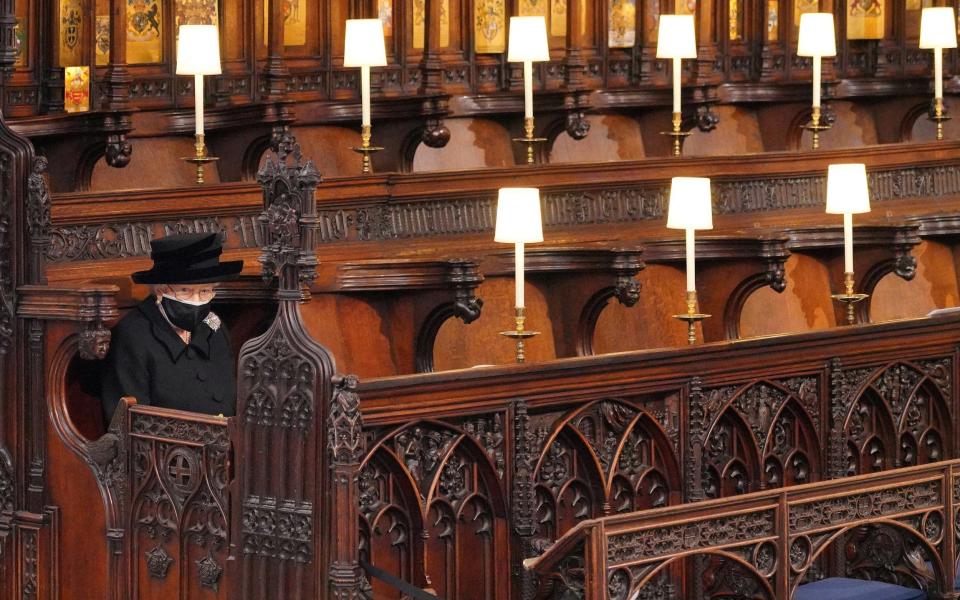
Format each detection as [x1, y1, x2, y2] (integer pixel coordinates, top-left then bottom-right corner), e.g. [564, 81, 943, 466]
[127, 408, 229, 597]
[832, 359, 953, 478]
[691, 378, 822, 501]
[359, 417, 509, 600]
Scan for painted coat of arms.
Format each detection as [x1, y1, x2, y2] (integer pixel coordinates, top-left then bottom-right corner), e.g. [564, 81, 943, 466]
[847, 0, 883, 39]
[60, 0, 82, 64]
[127, 0, 162, 63]
[176, 0, 218, 26]
[96, 15, 110, 65]
[128, 0, 160, 40]
[475, 0, 505, 53]
[608, 0, 636, 48]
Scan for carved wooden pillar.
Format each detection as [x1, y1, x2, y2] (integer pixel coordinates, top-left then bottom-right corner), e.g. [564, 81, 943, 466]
[686, 377, 706, 502]
[422, 0, 444, 93]
[262, 0, 290, 100]
[0, 0, 16, 73]
[562, 0, 591, 140]
[101, 0, 129, 111]
[511, 400, 539, 600]
[565, 0, 586, 89]
[328, 375, 366, 599]
[759, 0, 786, 82]
[232, 132, 336, 600]
[40, 0, 65, 113]
[0, 97, 53, 600]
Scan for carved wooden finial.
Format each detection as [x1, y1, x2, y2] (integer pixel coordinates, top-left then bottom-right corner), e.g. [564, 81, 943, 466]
[255, 129, 322, 293]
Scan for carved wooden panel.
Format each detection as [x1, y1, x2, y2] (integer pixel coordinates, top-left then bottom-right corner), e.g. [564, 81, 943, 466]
[127, 410, 229, 598]
[529, 398, 682, 541]
[831, 358, 953, 477]
[691, 377, 822, 500]
[359, 417, 509, 600]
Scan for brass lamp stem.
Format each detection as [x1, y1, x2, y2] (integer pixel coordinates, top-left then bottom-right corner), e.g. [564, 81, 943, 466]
[512, 117, 546, 165]
[500, 306, 540, 363]
[932, 97, 950, 141]
[803, 105, 831, 150]
[660, 111, 690, 157]
[672, 290, 710, 345]
[181, 132, 219, 185]
[830, 271, 869, 325]
[351, 124, 384, 175]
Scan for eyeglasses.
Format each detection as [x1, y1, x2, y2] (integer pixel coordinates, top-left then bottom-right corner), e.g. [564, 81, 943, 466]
[169, 286, 217, 302]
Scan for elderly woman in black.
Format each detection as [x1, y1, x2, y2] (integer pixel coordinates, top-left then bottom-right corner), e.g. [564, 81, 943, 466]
[100, 233, 243, 421]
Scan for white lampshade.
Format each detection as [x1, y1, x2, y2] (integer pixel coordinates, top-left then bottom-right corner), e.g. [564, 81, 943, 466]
[656, 15, 697, 59]
[344, 19, 388, 67]
[667, 177, 713, 230]
[495, 188, 544, 243]
[176, 25, 222, 75]
[826, 164, 871, 214]
[507, 17, 550, 62]
[920, 7, 958, 49]
[797, 13, 837, 57]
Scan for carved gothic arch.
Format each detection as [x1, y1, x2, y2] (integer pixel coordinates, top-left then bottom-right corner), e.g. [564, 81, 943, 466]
[362, 419, 508, 521]
[790, 518, 946, 598]
[603, 410, 681, 499]
[843, 386, 898, 473]
[626, 549, 776, 600]
[72, 142, 107, 192]
[899, 100, 935, 143]
[723, 269, 787, 340]
[701, 404, 762, 497]
[241, 133, 275, 181]
[759, 397, 821, 487]
[856, 254, 918, 323]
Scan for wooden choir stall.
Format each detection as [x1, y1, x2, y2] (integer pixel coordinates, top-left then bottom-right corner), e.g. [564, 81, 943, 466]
[8, 0, 960, 599]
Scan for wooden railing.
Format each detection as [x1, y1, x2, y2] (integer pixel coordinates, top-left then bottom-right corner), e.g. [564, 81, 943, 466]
[525, 458, 960, 599]
[348, 314, 960, 598]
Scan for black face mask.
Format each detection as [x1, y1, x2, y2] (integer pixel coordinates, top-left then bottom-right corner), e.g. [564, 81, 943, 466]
[160, 296, 211, 332]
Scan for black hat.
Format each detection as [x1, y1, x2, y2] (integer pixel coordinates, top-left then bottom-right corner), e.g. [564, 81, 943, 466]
[132, 233, 243, 284]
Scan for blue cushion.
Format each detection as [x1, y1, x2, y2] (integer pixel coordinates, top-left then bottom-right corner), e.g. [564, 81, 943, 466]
[795, 578, 926, 600]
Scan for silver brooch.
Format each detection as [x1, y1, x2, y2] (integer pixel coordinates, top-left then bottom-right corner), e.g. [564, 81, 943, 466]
[203, 312, 222, 332]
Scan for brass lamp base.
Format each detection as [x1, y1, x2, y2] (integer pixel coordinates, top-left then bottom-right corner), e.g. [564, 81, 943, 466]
[181, 133, 219, 185]
[673, 291, 710, 345]
[831, 272, 869, 326]
[803, 106, 832, 150]
[499, 307, 540, 363]
[660, 112, 691, 157]
[351, 125, 384, 174]
[931, 97, 951, 141]
[511, 117, 547, 165]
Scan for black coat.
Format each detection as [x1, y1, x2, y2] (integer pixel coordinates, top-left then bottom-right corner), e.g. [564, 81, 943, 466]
[100, 298, 237, 421]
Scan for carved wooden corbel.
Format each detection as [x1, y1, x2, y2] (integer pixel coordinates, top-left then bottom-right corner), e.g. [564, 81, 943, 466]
[695, 104, 720, 132]
[785, 224, 921, 325]
[561, 92, 592, 141]
[575, 249, 645, 356]
[646, 236, 790, 341]
[334, 258, 483, 373]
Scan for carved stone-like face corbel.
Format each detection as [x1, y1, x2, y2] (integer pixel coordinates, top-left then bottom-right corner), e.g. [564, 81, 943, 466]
[105, 134, 133, 168]
[696, 105, 720, 132]
[894, 251, 917, 281]
[79, 325, 111, 360]
[766, 259, 787, 293]
[614, 276, 641, 307]
[421, 118, 451, 149]
[565, 111, 591, 140]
